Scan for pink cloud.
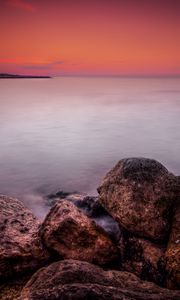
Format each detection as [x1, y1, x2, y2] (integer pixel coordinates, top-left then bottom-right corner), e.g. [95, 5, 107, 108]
[7, 0, 35, 12]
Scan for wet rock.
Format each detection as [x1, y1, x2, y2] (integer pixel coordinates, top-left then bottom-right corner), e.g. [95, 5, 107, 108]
[46, 190, 71, 206]
[165, 194, 180, 289]
[0, 195, 50, 279]
[118, 228, 166, 286]
[74, 196, 106, 217]
[98, 158, 177, 242]
[40, 199, 117, 265]
[46, 190, 85, 206]
[75, 196, 121, 241]
[19, 259, 180, 300]
[46, 192, 121, 242]
[48, 190, 71, 199]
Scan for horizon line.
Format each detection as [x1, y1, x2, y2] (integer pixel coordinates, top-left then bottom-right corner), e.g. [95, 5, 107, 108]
[53, 74, 180, 78]
[1, 72, 180, 79]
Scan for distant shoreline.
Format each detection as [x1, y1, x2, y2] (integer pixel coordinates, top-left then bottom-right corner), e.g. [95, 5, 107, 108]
[0, 73, 51, 79]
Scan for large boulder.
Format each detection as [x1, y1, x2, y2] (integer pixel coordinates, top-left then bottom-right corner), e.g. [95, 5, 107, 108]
[0, 195, 50, 279]
[118, 228, 166, 286]
[165, 195, 180, 289]
[19, 259, 180, 300]
[98, 158, 177, 242]
[40, 199, 117, 265]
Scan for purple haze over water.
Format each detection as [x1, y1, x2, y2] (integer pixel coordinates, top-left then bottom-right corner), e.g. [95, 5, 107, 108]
[0, 77, 180, 218]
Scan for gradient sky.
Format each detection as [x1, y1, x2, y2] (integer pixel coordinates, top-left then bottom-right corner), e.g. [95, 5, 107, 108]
[0, 0, 180, 76]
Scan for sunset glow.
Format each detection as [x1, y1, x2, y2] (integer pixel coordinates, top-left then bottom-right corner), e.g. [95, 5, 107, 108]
[0, 0, 180, 76]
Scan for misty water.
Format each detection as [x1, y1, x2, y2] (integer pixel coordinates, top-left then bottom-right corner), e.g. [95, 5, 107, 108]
[0, 77, 180, 218]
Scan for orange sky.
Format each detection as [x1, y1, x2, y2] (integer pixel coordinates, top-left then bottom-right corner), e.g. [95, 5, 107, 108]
[0, 0, 180, 76]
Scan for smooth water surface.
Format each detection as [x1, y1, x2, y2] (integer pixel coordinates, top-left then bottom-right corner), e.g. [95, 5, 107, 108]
[0, 77, 180, 217]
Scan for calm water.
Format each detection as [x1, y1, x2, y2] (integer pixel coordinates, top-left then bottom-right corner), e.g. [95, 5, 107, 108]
[0, 77, 180, 217]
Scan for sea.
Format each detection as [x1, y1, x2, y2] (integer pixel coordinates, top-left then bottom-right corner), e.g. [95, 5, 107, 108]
[0, 76, 180, 218]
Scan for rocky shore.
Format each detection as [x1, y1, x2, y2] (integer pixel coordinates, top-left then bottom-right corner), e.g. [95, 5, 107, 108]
[0, 158, 179, 299]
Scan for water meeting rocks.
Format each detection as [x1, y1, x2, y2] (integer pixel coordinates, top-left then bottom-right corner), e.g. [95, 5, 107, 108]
[1, 158, 180, 298]
[98, 157, 177, 242]
[19, 259, 180, 300]
[0, 195, 50, 279]
[40, 199, 117, 265]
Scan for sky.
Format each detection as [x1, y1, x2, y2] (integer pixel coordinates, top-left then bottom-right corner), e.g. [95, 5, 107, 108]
[0, 0, 180, 76]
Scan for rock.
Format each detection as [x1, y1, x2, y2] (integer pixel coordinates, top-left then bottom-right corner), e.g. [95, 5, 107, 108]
[0, 195, 50, 279]
[74, 196, 121, 242]
[165, 195, 180, 289]
[0, 275, 30, 300]
[98, 158, 177, 242]
[118, 228, 166, 286]
[48, 190, 71, 199]
[19, 259, 180, 300]
[46, 190, 86, 206]
[40, 199, 117, 265]
[46, 193, 121, 242]
[74, 196, 106, 217]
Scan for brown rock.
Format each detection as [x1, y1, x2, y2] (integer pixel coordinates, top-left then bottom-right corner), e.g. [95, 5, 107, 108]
[165, 195, 180, 289]
[0, 195, 50, 279]
[98, 158, 177, 241]
[0, 275, 30, 300]
[19, 259, 180, 300]
[118, 228, 166, 286]
[40, 199, 117, 265]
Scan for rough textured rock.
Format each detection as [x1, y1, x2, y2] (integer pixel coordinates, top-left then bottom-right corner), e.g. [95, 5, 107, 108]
[40, 199, 117, 265]
[76, 196, 167, 286]
[98, 158, 177, 241]
[0, 195, 50, 279]
[0, 275, 30, 300]
[46, 193, 121, 241]
[165, 195, 180, 289]
[19, 260, 180, 300]
[118, 228, 166, 286]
